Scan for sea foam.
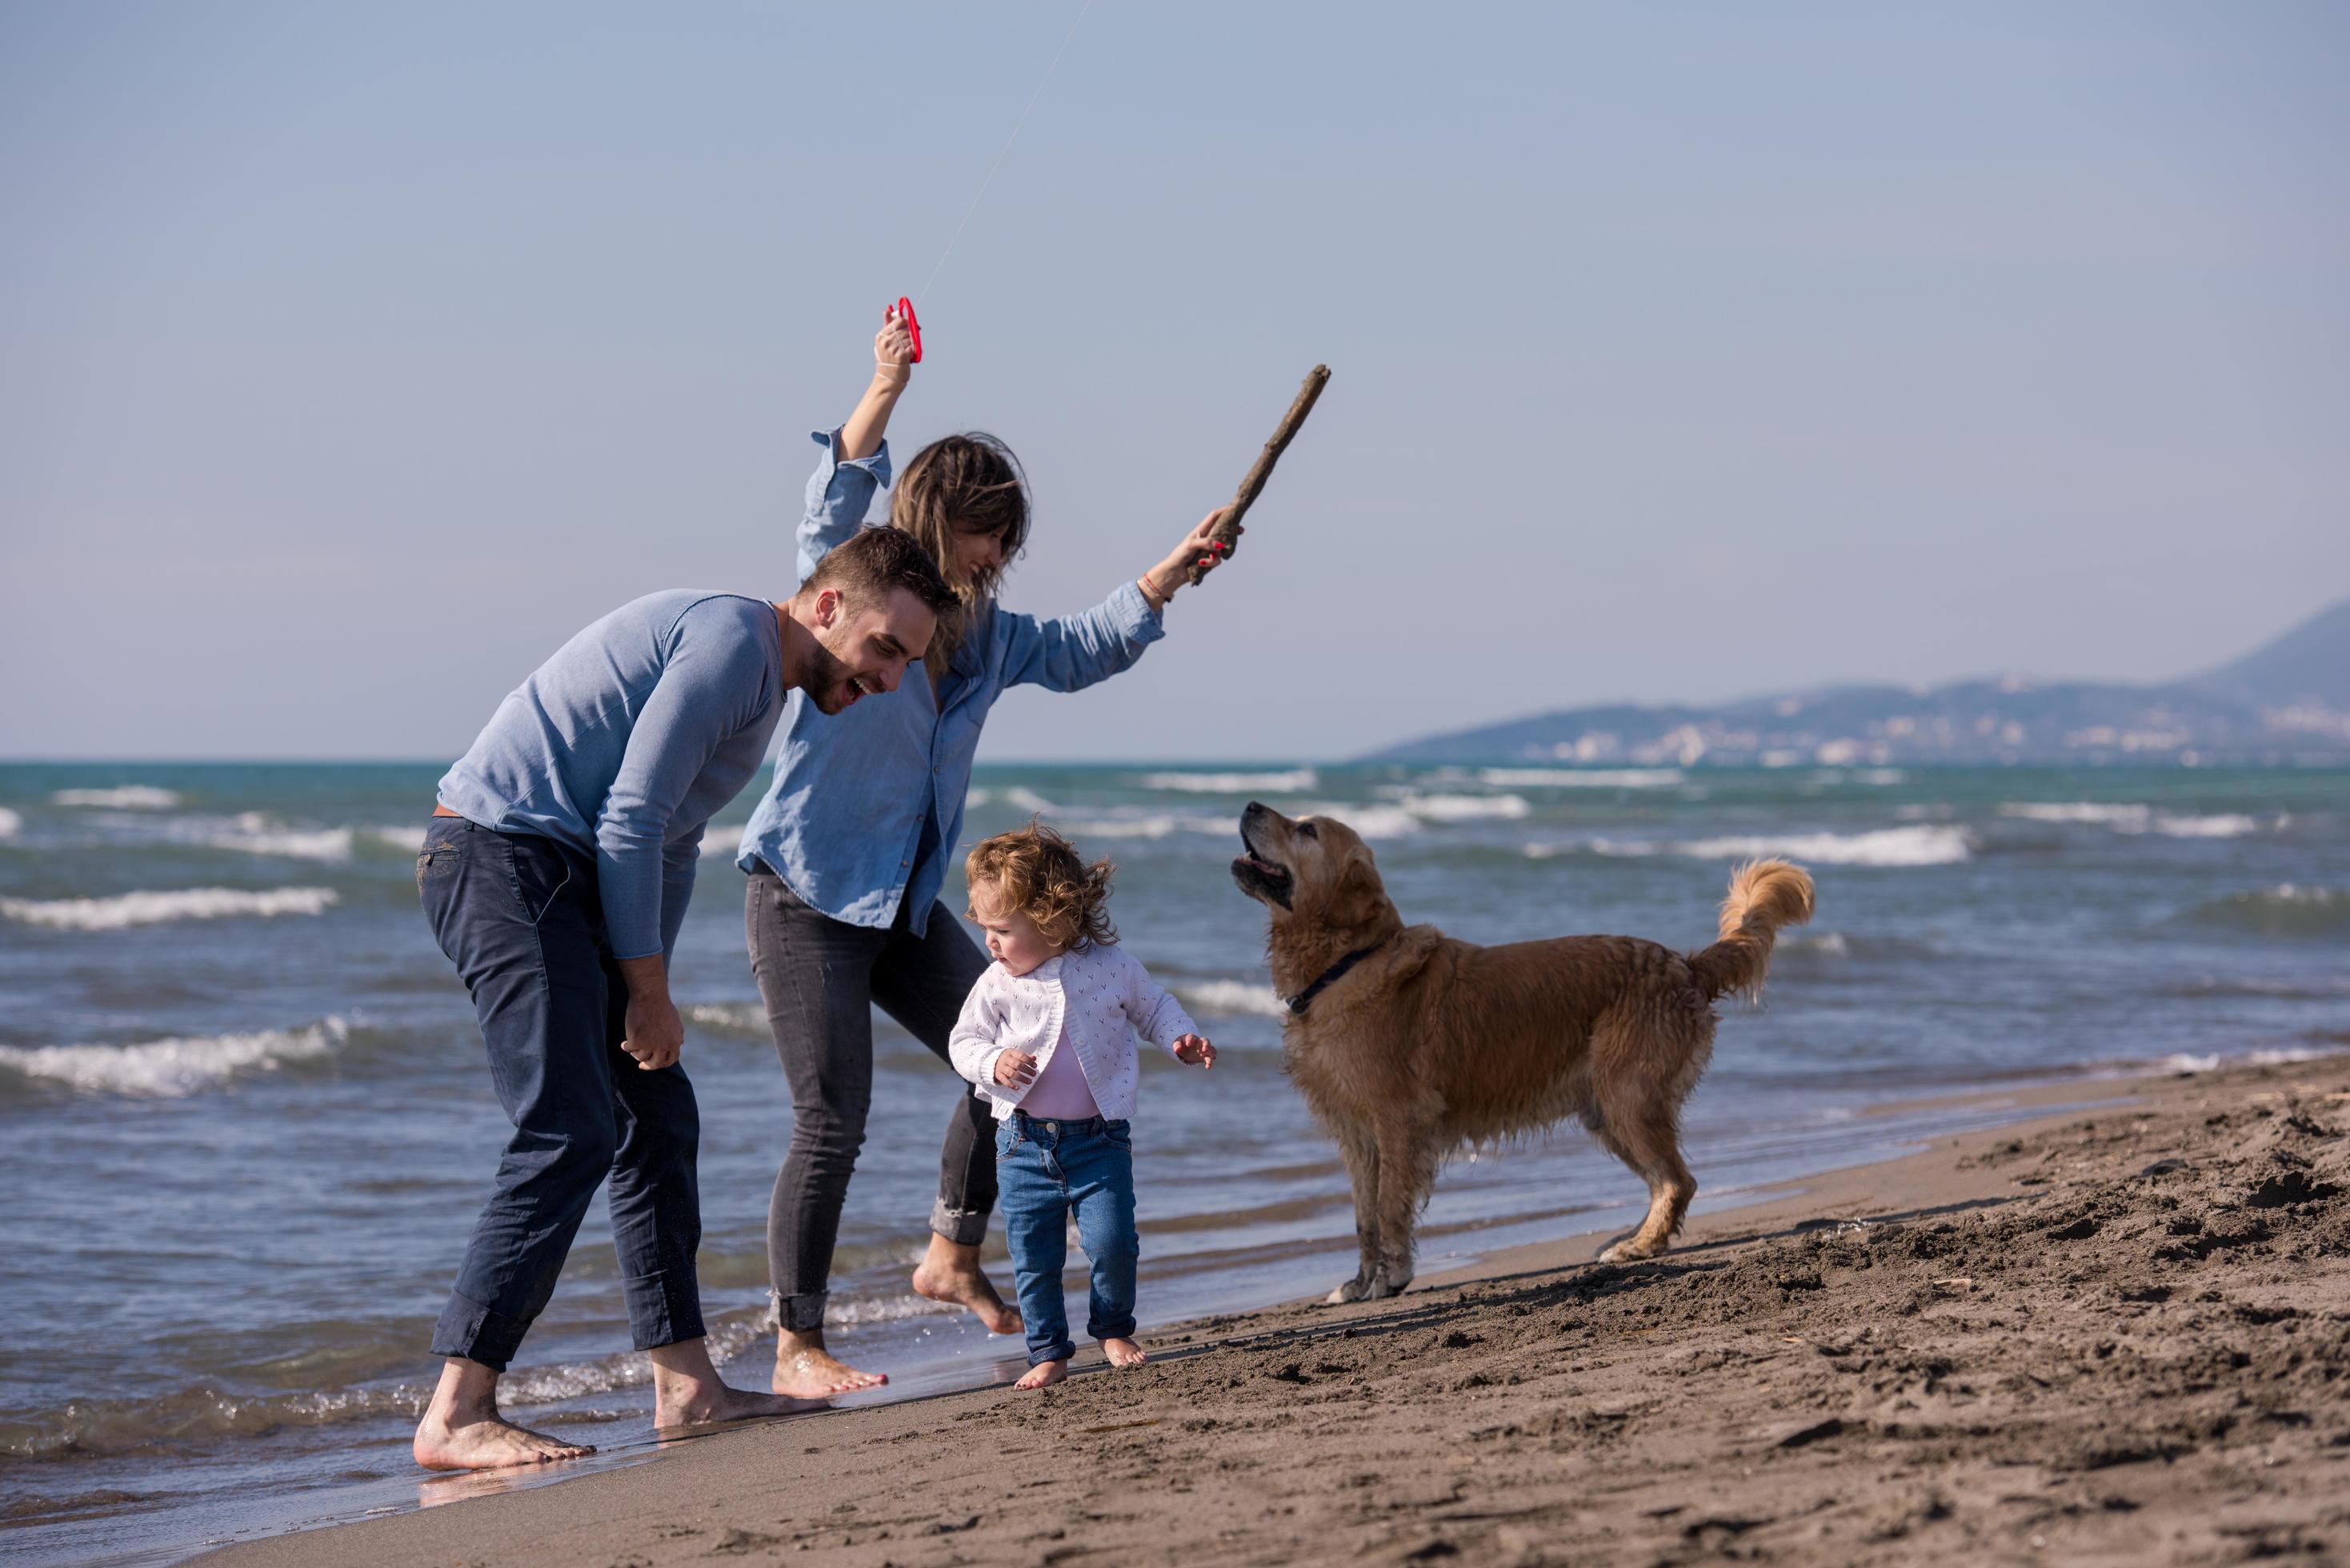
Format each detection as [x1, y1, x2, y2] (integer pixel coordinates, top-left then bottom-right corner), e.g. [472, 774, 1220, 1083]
[1393, 791, 1531, 822]
[0, 807, 20, 839]
[1168, 979, 1287, 1018]
[52, 786, 182, 810]
[1669, 826, 1972, 867]
[1479, 768, 1685, 789]
[0, 1018, 350, 1097]
[0, 886, 340, 931]
[2000, 802, 2266, 838]
[1134, 768, 1319, 794]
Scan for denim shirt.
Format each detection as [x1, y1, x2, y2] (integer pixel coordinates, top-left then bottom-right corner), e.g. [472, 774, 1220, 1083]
[735, 430, 1165, 933]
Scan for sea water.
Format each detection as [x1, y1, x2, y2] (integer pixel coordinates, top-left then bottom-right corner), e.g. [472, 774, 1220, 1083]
[2, 761, 2345, 1562]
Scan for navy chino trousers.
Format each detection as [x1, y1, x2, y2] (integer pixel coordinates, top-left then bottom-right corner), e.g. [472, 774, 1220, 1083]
[416, 817, 704, 1370]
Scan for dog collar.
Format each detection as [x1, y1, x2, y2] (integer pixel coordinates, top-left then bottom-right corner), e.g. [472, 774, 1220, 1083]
[1281, 941, 1388, 1016]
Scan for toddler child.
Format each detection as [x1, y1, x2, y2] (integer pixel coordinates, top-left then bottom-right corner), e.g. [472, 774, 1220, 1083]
[948, 823, 1215, 1389]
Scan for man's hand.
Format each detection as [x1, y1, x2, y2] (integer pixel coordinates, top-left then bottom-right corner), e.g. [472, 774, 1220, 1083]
[1172, 1034, 1216, 1070]
[618, 956, 684, 1071]
[993, 1050, 1039, 1089]
[1143, 511, 1237, 605]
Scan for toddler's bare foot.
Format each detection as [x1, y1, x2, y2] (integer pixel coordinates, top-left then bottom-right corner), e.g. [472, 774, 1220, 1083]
[413, 1411, 591, 1472]
[1014, 1358, 1068, 1390]
[1101, 1337, 1147, 1369]
[772, 1338, 886, 1398]
[911, 1235, 1023, 1335]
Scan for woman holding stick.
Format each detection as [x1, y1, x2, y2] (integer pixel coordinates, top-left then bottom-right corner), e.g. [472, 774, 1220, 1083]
[738, 306, 1231, 1396]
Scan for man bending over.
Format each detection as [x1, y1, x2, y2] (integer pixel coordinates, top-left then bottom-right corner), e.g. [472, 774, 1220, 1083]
[412, 527, 955, 1470]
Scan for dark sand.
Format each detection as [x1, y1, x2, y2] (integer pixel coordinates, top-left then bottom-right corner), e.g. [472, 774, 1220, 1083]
[201, 1055, 2350, 1566]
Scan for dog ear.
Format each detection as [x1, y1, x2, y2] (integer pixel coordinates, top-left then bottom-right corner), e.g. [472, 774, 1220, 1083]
[1322, 848, 1393, 938]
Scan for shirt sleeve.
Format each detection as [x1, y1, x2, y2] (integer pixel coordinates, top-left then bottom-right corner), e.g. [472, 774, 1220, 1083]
[994, 580, 1166, 694]
[659, 826, 704, 962]
[799, 427, 894, 581]
[947, 970, 1018, 1102]
[1117, 948, 1199, 1055]
[595, 606, 771, 961]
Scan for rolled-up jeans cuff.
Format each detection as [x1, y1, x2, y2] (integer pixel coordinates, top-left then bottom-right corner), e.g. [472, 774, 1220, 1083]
[430, 1290, 531, 1372]
[772, 1289, 828, 1334]
[931, 1198, 988, 1247]
[623, 1266, 705, 1352]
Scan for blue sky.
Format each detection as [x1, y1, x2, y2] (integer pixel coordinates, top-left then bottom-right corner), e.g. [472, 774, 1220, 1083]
[3, 2, 2344, 760]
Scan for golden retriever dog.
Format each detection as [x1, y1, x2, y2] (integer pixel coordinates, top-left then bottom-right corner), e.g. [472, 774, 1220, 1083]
[1231, 802, 1815, 1302]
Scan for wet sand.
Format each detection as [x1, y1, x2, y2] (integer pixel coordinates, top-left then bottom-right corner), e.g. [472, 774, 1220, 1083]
[199, 1054, 2350, 1566]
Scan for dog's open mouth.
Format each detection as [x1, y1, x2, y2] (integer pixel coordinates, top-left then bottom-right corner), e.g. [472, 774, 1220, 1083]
[1230, 847, 1294, 908]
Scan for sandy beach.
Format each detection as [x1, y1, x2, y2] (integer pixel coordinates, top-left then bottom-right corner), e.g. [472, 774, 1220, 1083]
[194, 1051, 2350, 1566]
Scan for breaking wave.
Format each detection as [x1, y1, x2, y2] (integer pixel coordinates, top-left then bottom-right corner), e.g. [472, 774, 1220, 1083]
[1671, 826, 1972, 867]
[1387, 791, 1531, 822]
[1055, 809, 1231, 841]
[2146, 1045, 2338, 1076]
[0, 886, 339, 931]
[366, 824, 428, 853]
[1167, 979, 1286, 1018]
[52, 786, 181, 810]
[2184, 885, 2350, 938]
[1999, 802, 2268, 838]
[154, 814, 354, 862]
[1132, 769, 1319, 794]
[700, 825, 745, 859]
[0, 807, 19, 839]
[0, 1018, 350, 1098]
[1478, 768, 1686, 789]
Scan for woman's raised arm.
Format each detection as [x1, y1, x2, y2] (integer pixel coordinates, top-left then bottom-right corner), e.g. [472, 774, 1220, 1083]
[840, 307, 917, 462]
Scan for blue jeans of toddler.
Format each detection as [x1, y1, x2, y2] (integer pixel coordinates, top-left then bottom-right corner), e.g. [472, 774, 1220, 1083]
[996, 1112, 1138, 1366]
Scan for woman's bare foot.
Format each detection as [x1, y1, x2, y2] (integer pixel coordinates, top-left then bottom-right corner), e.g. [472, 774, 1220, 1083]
[1101, 1337, 1147, 1368]
[653, 1337, 830, 1429]
[413, 1411, 592, 1471]
[772, 1328, 887, 1398]
[412, 1358, 593, 1472]
[910, 1234, 1022, 1334]
[1014, 1358, 1068, 1390]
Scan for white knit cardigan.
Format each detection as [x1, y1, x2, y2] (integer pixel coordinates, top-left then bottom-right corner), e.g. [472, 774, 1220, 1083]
[947, 942, 1199, 1122]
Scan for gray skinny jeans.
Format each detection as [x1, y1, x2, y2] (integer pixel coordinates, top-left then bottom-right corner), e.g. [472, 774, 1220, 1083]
[744, 863, 994, 1332]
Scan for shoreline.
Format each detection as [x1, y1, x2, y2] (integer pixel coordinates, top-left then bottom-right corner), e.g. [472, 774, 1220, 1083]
[190, 1051, 2350, 1566]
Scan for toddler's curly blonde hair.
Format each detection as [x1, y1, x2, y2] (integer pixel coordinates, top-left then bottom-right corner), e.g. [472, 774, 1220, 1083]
[964, 821, 1117, 952]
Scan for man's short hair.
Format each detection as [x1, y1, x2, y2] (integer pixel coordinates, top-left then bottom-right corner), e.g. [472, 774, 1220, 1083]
[799, 525, 957, 616]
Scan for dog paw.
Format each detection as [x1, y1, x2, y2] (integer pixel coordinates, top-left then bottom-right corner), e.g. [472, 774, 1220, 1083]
[1325, 1278, 1371, 1305]
[1597, 1240, 1655, 1264]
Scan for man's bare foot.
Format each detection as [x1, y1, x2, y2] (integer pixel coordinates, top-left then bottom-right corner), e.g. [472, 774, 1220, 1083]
[911, 1234, 1022, 1335]
[1101, 1337, 1147, 1368]
[412, 1357, 592, 1472]
[653, 1336, 830, 1429]
[772, 1330, 886, 1398]
[1014, 1358, 1068, 1390]
[413, 1411, 593, 1471]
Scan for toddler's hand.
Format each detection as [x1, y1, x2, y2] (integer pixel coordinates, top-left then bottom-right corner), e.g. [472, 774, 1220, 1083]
[1172, 1034, 1216, 1070]
[993, 1050, 1039, 1088]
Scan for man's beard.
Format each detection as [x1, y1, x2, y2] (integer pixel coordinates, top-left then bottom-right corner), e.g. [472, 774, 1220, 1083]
[798, 636, 859, 715]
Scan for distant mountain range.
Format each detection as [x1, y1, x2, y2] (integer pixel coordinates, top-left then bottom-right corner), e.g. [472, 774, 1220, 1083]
[1364, 599, 2350, 767]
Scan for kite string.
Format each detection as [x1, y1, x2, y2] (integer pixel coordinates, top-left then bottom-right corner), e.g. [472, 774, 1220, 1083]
[915, 0, 1096, 306]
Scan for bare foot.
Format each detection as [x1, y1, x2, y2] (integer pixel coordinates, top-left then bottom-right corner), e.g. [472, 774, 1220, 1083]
[413, 1410, 592, 1472]
[1014, 1358, 1068, 1390]
[911, 1236, 1023, 1335]
[772, 1336, 887, 1398]
[413, 1357, 594, 1472]
[656, 1381, 828, 1429]
[1101, 1337, 1147, 1368]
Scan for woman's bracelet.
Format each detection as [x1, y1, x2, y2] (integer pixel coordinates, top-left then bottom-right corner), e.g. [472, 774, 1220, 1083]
[1138, 574, 1169, 612]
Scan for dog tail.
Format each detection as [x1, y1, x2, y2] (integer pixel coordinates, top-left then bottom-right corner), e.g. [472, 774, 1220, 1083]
[1688, 859, 1816, 1002]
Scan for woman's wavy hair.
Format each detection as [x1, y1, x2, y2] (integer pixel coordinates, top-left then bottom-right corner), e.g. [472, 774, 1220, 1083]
[964, 820, 1116, 953]
[889, 431, 1030, 672]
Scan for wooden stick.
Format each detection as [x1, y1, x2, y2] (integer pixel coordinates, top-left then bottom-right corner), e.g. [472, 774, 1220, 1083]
[1185, 364, 1331, 586]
